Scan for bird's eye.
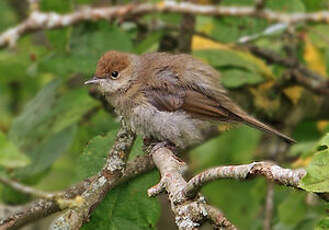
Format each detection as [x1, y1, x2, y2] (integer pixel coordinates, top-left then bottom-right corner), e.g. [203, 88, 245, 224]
[111, 71, 119, 79]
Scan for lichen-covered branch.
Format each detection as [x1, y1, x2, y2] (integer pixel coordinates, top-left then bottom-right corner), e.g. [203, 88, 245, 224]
[203, 204, 236, 230]
[183, 162, 306, 199]
[183, 161, 329, 204]
[0, 177, 94, 230]
[148, 145, 237, 230]
[0, 154, 155, 230]
[0, 120, 217, 230]
[0, 204, 26, 223]
[1, 1, 329, 49]
[50, 121, 136, 229]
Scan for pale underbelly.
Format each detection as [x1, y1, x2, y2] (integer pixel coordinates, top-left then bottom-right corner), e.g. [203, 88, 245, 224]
[128, 105, 214, 148]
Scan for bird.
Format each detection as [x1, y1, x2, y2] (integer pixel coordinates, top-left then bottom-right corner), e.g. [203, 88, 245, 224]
[85, 50, 295, 148]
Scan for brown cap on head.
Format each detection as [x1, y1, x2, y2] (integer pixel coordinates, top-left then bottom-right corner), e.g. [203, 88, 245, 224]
[95, 51, 130, 78]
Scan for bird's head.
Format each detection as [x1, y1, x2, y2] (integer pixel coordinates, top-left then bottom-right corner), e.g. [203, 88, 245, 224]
[85, 50, 137, 95]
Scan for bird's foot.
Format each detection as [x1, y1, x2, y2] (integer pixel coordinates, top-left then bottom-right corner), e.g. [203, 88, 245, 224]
[143, 138, 177, 154]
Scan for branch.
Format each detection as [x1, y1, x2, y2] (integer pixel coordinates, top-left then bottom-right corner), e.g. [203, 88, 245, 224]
[182, 162, 329, 203]
[0, 176, 61, 200]
[177, 0, 196, 53]
[0, 120, 220, 230]
[148, 145, 237, 230]
[0, 154, 156, 230]
[263, 182, 274, 230]
[183, 162, 305, 198]
[2, 1, 329, 48]
[0, 204, 26, 221]
[50, 121, 136, 229]
[204, 204, 236, 230]
[246, 45, 329, 95]
[0, 178, 93, 230]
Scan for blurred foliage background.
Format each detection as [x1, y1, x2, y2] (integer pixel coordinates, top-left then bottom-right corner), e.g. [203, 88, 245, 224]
[0, 0, 329, 229]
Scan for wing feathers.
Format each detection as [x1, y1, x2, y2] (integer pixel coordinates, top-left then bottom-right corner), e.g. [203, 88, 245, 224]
[238, 115, 296, 144]
[182, 91, 229, 119]
[140, 60, 295, 143]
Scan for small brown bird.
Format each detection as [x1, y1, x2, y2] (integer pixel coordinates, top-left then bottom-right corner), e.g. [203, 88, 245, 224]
[85, 51, 295, 148]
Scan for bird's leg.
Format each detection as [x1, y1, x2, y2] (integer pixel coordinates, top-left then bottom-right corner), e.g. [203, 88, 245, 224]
[143, 137, 177, 154]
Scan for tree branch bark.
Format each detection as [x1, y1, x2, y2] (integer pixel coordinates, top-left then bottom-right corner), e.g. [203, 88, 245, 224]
[183, 162, 306, 198]
[50, 121, 136, 229]
[2, 2, 329, 48]
[148, 144, 237, 230]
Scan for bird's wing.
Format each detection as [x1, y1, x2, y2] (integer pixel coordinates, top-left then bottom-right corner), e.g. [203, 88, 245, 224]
[141, 64, 295, 144]
[142, 67, 232, 121]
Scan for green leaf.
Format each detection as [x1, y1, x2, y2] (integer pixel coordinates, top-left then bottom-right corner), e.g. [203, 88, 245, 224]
[299, 133, 329, 193]
[221, 0, 255, 6]
[299, 149, 329, 193]
[212, 16, 268, 43]
[9, 79, 61, 147]
[202, 179, 265, 229]
[9, 80, 98, 177]
[288, 140, 317, 157]
[316, 133, 329, 151]
[302, 0, 329, 12]
[77, 132, 160, 230]
[193, 49, 271, 88]
[194, 49, 252, 69]
[221, 69, 264, 88]
[77, 131, 145, 180]
[0, 1, 17, 31]
[77, 130, 118, 179]
[135, 31, 163, 54]
[190, 126, 262, 229]
[278, 192, 307, 227]
[39, 23, 133, 76]
[17, 125, 77, 176]
[40, 0, 73, 13]
[46, 28, 72, 51]
[190, 125, 261, 169]
[49, 88, 98, 134]
[309, 25, 329, 49]
[266, 0, 305, 12]
[0, 131, 30, 169]
[0, 185, 31, 205]
[82, 171, 160, 230]
[315, 217, 329, 230]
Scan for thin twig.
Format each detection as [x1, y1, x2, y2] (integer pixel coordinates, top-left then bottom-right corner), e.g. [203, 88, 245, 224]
[263, 182, 274, 230]
[2, 2, 329, 48]
[183, 162, 306, 198]
[0, 176, 61, 200]
[0, 177, 94, 230]
[246, 45, 329, 94]
[246, 45, 322, 80]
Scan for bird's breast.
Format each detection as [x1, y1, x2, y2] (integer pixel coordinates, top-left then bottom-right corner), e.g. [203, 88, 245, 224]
[128, 104, 213, 148]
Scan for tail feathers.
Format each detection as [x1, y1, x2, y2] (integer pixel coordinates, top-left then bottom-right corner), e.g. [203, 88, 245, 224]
[240, 115, 296, 144]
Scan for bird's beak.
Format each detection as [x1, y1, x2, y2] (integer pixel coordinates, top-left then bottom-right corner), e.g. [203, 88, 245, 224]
[85, 76, 101, 85]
